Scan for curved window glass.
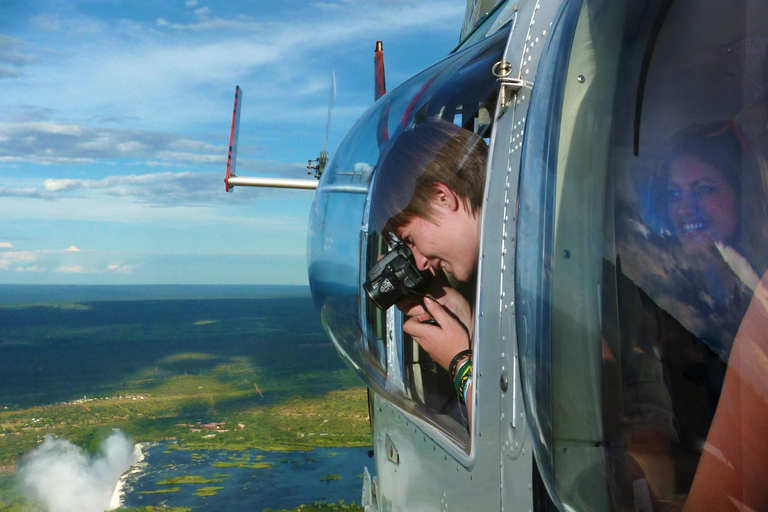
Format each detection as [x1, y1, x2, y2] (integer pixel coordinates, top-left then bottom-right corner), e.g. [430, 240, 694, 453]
[456, 0, 510, 52]
[517, 0, 768, 510]
[308, 26, 509, 448]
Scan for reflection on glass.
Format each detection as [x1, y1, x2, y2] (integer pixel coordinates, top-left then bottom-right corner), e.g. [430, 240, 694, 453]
[614, 120, 768, 510]
[516, 0, 768, 510]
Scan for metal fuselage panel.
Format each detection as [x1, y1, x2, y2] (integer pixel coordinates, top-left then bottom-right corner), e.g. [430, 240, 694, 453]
[371, 395, 501, 512]
[493, 1, 565, 509]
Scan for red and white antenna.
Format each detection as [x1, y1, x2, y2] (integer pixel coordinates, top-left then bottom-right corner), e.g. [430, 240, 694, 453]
[223, 85, 318, 191]
[224, 85, 241, 192]
[374, 41, 386, 101]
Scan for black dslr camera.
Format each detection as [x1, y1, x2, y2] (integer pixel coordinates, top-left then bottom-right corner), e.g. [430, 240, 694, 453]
[364, 244, 431, 311]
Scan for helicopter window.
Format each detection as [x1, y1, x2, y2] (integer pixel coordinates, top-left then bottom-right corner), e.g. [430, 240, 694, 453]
[366, 28, 505, 449]
[516, 0, 768, 510]
[308, 23, 509, 455]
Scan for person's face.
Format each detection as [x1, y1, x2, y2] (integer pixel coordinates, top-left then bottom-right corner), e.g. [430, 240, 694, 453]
[395, 187, 481, 282]
[666, 154, 739, 255]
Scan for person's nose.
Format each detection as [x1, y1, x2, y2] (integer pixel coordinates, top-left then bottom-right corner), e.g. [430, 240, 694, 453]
[410, 245, 431, 271]
[678, 190, 700, 216]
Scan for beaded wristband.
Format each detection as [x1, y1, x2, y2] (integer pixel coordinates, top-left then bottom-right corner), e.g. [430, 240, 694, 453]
[452, 357, 470, 388]
[460, 375, 472, 405]
[456, 363, 472, 404]
[449, 349, 472, 381]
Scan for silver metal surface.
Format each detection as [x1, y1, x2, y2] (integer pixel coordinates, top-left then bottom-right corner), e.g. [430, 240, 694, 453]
[226, 176, 319, 190]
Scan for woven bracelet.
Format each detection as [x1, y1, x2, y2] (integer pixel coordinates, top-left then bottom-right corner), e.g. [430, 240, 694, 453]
[452, 357, 470, 389]
[460, 375, 472, 404]
[456, 363, 472, 404]
[449, 349, 472, 381]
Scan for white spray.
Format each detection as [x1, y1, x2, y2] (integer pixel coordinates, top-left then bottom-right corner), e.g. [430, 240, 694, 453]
[18, 431, 139, 512]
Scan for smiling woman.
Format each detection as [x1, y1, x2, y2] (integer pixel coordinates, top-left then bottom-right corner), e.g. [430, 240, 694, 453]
[667, 153, 739, 253]
[643, 122, 767, 352]
[653, 122, 754, 258]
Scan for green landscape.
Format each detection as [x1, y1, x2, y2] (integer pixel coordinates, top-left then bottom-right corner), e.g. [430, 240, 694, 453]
[0, 286, 372, 511]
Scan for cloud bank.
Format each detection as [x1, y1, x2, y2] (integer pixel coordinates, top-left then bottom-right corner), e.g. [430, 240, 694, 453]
[0, 121, 222, 166]
[0, 246, 137, 275]
[0, 250, 36, 270]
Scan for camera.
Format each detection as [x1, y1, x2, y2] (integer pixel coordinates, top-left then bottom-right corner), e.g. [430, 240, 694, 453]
[364, 244, 431, 311]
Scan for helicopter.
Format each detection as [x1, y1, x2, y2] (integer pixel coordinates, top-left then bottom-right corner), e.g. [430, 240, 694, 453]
[225, 0, 768, 510]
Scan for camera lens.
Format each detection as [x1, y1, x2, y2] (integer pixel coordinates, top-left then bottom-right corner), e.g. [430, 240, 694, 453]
[364, 244, 429, 311]
[364, 274, 398, 310]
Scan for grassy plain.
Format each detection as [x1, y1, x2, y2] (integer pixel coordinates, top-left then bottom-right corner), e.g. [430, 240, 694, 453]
[0, 287, 372, 510]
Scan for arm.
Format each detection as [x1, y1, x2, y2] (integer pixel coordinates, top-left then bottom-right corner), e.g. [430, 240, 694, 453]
[403, 296, 471, 371]
[683, 270, 768, 511]
[403, 297, 473, 422]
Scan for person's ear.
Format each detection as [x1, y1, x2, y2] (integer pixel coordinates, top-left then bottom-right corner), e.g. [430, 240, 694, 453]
[432, 182, 460, 212]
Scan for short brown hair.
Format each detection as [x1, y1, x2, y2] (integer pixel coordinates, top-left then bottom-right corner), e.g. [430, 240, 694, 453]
[370, 118, 487, 241]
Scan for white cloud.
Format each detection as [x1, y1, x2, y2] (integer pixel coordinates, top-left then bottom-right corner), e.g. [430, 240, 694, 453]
[0, 186, 48, 198]
[155, 151, 222, 165]
[43, 179, 80, 192]
[0, 251, 36, 270]
[0, 34, 36, 78]
[32, 13, 108, 35]
[54, 266, 87, 273]
[3, 1, 463, 135]
[0, 244, 146, 276]
[3, 121, 85, 136]
[0, 2, 463, 284]
[0, 156, 96, 165]
[0, 122, 222, 167]
[44, 171, 207, 193]
[160, 1, 462, 37]
[0, 242, 12, 248]
[31, 161, 304, 207]
[107, 263, 134, 273]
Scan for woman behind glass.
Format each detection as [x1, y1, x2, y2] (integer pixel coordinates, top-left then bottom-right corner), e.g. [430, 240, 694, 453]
[646, 122, 768, 510]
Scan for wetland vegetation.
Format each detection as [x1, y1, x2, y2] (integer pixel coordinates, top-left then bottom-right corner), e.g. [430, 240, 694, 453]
[0, 285, 372, 511]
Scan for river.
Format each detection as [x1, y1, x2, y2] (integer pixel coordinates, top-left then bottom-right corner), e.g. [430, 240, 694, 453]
[117, 442, 373, 511]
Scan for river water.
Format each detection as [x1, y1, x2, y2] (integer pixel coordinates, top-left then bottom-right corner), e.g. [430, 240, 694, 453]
[118, 443, 373, 511]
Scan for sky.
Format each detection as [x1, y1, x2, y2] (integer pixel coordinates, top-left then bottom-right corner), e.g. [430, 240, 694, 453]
[0, 0, 466, 285]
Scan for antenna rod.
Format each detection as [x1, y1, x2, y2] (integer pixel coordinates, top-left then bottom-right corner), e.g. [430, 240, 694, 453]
[226, 176, 318, 190]
[225, 86, 242, 192]
[374, 41, 386, 101]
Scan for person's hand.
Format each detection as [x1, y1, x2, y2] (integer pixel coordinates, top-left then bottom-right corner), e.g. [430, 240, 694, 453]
[396, 272, 473, 333]
[403, 296, 470, 371]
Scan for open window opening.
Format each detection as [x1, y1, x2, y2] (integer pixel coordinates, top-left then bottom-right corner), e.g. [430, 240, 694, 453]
[364, 34, 504, 446]
[309, 24, 510, 456]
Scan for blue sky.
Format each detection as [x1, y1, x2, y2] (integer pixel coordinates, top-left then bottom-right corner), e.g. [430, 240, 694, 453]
[0, 0, 465, 285]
